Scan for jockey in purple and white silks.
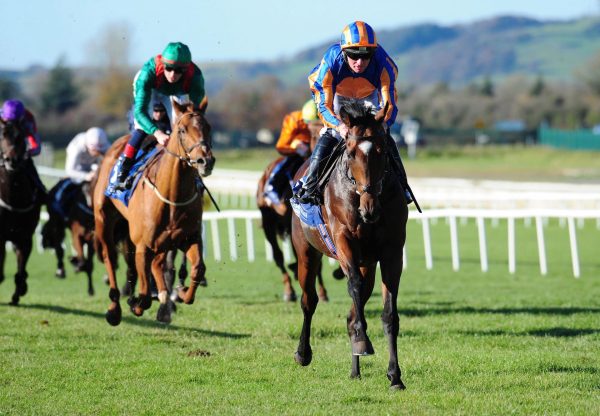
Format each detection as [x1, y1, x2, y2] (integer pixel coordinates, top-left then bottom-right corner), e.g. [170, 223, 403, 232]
[292, 21, 415, 207]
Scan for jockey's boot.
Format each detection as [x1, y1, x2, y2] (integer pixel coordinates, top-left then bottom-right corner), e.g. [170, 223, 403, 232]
[385, 134, 419, 209]
[292, 131, 338, 205]
[114, 154, 135, 191]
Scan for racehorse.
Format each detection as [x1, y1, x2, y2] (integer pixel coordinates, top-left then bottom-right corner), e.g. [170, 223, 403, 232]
[94, 99, 214, 325]
[257, 156, 335, 302]
[291, 101, 408, 389]
[42, 178, 96, 296]
[0, 119, 43, 305]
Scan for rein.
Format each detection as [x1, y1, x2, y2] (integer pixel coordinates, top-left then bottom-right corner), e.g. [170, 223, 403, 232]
[143, 176, 199, 207]
[162, 112, 210, 168]
[0, 194, 37, 213]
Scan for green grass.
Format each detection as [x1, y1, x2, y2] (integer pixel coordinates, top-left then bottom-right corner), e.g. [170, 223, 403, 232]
[1, 218, 599, 415]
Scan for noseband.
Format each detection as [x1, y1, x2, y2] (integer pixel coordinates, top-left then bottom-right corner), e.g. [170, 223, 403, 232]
[345, 133, 387, 197]
[164, 112, 211, 167]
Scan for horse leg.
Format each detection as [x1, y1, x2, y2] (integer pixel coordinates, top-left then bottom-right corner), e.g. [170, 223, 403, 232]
[380, 258, 406, 390]
[262, 209, 296, 301]
[84, 238, 95, 296]
[121, 238, 137, 297]
[178, 242, 205, 305]
[131, 246, 152, 316]
[293, 243, 321, 366]
[97, 212, 122, 326]
[153, 252, 173, 324]
[316, 258, 329, 302]
[178, 255, 191, 288]
[10, 239, 33, 306]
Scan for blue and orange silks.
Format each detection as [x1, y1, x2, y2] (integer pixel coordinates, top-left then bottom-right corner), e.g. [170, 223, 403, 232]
[308, 43, 398, 129]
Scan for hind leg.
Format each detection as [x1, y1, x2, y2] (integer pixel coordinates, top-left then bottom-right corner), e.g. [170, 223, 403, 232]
[292, 221, 321, 366]
[316, 258, 329, 302]
[96, 209, 122, 326]
[261, 208, 296, 301]
[84, 237, 95, 296]
[178, 241, 205, 305]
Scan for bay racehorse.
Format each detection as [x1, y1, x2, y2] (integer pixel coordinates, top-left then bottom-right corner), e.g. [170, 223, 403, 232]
[0, 119, 43, 305]
[42, 178, 96, 295]
[292, 102, 408, 389]
[94, 99, 214, 325]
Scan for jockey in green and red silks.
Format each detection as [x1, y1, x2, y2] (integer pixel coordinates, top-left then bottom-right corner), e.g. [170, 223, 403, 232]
[114, 41, 206, 190]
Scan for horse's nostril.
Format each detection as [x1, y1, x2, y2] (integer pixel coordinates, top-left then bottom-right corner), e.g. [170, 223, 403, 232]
[198, 158, 206, 165]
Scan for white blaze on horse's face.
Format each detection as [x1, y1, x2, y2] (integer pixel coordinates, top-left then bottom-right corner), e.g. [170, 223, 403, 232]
[358, 141, 373, 157]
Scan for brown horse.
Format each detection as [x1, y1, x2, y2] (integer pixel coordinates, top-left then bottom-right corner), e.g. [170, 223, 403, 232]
[257, 155, 335, 302]
[0, 119, 43, 305]
[42, 178, 96, 295]
[94, 100, 214, 325]
[292, 101, 408, 389]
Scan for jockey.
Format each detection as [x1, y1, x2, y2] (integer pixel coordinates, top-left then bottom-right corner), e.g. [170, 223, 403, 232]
[292, 21, 414, 206]
[264, 100, 323, 204]
[0, 99, 46, 197]
[65, 127, 110, 183]
[113, 41, 206, 189]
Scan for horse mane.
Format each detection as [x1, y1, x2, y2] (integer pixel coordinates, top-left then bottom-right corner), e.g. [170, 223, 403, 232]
[339, 101, 377, 127]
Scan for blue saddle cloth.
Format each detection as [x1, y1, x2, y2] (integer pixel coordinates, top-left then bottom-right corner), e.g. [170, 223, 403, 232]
[104, 147, 161, 207]
[290, 177, 338, 258]
[51, 178, 78, 221]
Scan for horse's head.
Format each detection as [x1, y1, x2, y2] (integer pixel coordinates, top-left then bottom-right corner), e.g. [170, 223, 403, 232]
[340, 102, 388, 224]
[170, 99, 215, 177]
[0, 118, 27, 171]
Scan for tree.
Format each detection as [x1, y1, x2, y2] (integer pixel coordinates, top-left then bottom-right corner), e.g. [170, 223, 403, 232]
[576, 51, 600, 95]
[40, 57, 81, 114]
[0, 78, 20, 101]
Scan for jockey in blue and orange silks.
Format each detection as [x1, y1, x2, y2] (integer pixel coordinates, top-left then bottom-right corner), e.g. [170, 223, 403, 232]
[293, 21, 415, 207]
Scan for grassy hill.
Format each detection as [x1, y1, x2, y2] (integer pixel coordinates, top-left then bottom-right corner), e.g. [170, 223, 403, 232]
[201, 15, 600, 92]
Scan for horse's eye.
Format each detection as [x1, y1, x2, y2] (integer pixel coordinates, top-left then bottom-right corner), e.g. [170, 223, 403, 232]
[179, 127, 185, 134]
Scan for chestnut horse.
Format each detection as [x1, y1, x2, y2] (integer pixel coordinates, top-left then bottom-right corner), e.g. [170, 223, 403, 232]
[94, 100, 214, 325]
[0, 119, 43, 305]
[42, 179, 96, 295]
[292, 102, 408, 389]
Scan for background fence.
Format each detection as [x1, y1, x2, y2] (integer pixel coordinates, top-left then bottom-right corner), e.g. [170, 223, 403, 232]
[32, 166, 600, 278]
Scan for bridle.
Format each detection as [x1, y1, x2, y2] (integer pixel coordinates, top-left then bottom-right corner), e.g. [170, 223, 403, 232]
[162, 112, 211, 167]
[0, 122, 27, 171]
[345, 132, 387, 197]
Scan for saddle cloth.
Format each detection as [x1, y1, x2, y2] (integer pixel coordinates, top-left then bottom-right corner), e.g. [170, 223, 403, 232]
[104, 147, 161, 207]
[290, 177, 338, 259]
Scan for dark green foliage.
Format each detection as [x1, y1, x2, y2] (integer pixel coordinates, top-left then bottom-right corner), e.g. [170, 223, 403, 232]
[40, 57, 81, 114]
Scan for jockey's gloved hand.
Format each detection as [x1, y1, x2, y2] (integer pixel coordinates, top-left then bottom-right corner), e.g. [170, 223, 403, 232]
[336, 123, 349, 139]
[295, 142, 309, 158]
[155, 130, 170, 146]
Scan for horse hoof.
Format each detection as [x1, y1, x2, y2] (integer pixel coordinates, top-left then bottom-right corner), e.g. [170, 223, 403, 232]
[332, 267, 345, 280]
[294, 350, 312, 366]
[105, 304, 122, 326]
[198, 276, 208, 287]
[88, 289, 95, 297]
[16, 282, 28, 297]
[132, 305, 144, 317]
[55, 269, 66, 279]
[283, 292, 297, 302]
[352, 341, 374, 356]
[102, 274, 109, 285]
[390, 380, 406, 390]
[156, 304, 172, 324]
[9, 295, 20, 306]
[319, 293, 329, 302]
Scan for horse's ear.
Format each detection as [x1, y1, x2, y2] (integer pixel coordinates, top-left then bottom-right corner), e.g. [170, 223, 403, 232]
[198, 96, 208, 115]
[171, 98, 187, 118]
[374, 102, 389, 122]
[339, 107, 352, 127]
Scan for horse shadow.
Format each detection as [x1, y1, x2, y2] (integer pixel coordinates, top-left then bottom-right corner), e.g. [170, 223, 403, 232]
[8, 302, 250, 339]
[365, 305, 600, 319]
